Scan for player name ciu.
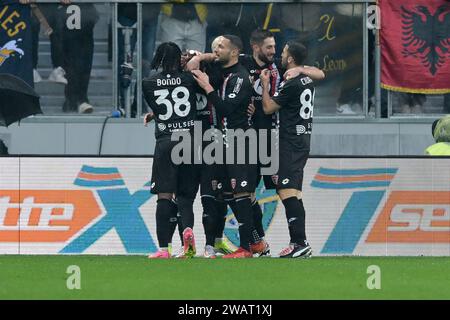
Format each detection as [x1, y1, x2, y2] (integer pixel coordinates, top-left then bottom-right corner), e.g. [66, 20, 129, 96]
[157, 77, 182, 86]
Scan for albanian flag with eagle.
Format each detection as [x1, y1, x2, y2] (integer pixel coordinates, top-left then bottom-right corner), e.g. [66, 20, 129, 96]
[380, 0, 450, 94]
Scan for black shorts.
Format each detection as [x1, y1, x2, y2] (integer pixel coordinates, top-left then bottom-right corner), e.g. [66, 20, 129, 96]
[256, 126, 279, 190]
[272, 143, 309, 191]
[217, 132, 258, 194]
[217, 163, 258, 194]
[150, 138, 197, 196]
[194, 163, 221, 197]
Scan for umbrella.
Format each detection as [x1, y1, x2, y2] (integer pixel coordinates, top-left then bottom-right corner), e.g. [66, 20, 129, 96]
[0, 73, 42, 127]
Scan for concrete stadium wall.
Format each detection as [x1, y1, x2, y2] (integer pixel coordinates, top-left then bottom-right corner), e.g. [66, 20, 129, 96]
[0, 119, 436, 156]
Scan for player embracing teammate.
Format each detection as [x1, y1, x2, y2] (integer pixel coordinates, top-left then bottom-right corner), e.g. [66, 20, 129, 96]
[143, 42, 201, 259]
[145, 32, 323, 259]
[237, 30, 324, 257]
[260, 40, 317, 258]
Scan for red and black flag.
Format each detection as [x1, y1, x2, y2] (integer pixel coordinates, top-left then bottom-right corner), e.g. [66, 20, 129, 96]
[380, 0, 450, 94]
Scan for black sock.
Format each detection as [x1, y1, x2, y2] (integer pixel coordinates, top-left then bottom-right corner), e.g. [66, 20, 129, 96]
[233, 196, 254, 251]
[214, 198, 228, 239]
[177, 196, 195, 230]
[201, 196, 219, 246]
[224, 193, 238, 216]
[282, 197, 306, 245]
[251, 199, 264, 242]
[155, 199, 171, 248]
[167, 200, 178, 244]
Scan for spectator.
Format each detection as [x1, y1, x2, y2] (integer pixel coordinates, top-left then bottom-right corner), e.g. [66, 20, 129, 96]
[159, 1, 208, 52]
[395, 92, 427, 114]
[28, 1, 68, 85]
[58, 2, 99, 113]
[425, 115, 450, 155]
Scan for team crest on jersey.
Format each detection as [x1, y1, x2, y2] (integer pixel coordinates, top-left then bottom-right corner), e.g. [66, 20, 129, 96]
[158, 123, 166, 131]
[231, 178, 237, 189]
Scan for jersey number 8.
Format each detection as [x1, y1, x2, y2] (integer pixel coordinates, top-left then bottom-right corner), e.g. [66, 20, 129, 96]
[299, 88, 315, 120]
[154, 86, 191, 120]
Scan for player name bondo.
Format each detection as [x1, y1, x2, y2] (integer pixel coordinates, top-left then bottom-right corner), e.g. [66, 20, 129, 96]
[157, 77, 182, 86]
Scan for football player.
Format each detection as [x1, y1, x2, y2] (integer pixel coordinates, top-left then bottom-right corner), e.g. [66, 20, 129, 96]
[143, 42, 201, 258]
[260, 40, 315, 258]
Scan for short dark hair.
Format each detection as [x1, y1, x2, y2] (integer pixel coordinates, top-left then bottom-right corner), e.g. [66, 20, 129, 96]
[222, 34, 243, 53]
[151, 42, 182, 72]
[286, 40, 308, 66]
[250, 29, 274, 46]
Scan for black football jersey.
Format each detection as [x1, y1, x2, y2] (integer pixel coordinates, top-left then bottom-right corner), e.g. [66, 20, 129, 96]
[239, 54, 284, 130]
[195, 61, 222, 131]
[207, 63, 253, 134]
[143, 71, 200, 139]
[272, 75, 315, 151]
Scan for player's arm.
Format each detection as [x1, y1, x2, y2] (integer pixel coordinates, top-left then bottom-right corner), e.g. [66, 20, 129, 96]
[142, 79, 157, 125]
[142, 79, 153, 110]
[284, 65, 325, 81]
[260, 69, 281, 115]
[185, 53, 217, 71]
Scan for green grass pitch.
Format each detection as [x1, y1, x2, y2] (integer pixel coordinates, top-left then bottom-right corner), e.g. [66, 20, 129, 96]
[1, 256, 450, 300]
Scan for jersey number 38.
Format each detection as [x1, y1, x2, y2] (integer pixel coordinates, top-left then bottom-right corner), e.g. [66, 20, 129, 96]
[154, 86, 191, 120]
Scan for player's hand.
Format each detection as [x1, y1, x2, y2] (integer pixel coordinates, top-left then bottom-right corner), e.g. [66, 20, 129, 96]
[247, 99, 256, 117]
[284, 66, 325, 81]
[181, 50, 202, 70]
[284, 67, 303, 81]
[191, 70, 213, 93]
[143, 112, 155, 126]
[259, 69, 270, 88]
